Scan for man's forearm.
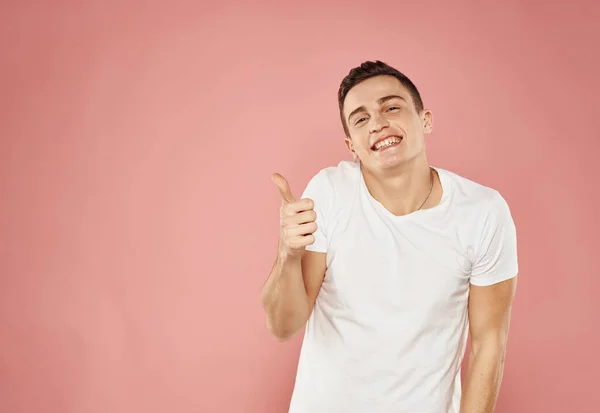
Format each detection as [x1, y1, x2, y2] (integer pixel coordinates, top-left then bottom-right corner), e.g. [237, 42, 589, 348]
[260, 252, 310, 341]
[460, 340, 507, 413]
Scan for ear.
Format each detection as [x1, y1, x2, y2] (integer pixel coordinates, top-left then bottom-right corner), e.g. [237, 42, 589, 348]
[422, 109, 433, 134]
[344, 136, 358, 161]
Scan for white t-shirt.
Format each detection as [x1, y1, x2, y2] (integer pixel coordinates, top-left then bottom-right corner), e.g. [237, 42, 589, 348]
[288, 160, 518, 413]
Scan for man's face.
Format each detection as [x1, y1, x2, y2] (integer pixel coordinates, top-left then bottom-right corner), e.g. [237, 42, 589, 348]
[342, 75, 433, 171]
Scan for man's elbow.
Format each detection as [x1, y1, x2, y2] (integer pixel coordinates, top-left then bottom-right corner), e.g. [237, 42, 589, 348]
[266, 319, 300, 343]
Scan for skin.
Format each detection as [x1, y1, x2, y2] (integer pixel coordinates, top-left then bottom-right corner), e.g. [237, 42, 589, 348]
[262, 74, 517, 412]
[260, 175, 326, 342]
[461, 277, 517, 413]
[342, 75, 440, 215]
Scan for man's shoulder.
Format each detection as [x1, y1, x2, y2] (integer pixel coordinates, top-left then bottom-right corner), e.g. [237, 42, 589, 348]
[439, 168, 514, 230]
[301, 160, 359, 213]
[304, 160, 360, 193]
[312, 160, 360, 181]
[439, 167, 503, 206]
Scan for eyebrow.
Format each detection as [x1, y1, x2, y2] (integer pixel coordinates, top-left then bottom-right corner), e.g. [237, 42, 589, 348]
[346, 95, 407, 122]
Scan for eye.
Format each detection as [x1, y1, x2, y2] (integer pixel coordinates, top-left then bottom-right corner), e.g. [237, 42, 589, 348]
[387, 106, 401, 112]
[355, 117, 367, 125]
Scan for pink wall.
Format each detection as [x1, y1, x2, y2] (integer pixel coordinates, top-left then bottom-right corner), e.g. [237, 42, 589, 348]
[1, 1, 599, 412]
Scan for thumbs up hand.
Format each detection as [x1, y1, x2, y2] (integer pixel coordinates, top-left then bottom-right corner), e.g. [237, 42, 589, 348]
[271, 173, 317, 257]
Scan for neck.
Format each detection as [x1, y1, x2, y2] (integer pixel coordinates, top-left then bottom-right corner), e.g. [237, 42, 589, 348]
[360, 157, 436, 216]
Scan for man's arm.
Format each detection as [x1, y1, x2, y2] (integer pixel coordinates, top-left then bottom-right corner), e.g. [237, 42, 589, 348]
[460, 276, 517, 413]
[260, 172, 328, 342]
[261, 250, 326, 341]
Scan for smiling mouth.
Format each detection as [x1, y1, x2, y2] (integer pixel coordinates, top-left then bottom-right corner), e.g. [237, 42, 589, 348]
[371, 136, 402, 151]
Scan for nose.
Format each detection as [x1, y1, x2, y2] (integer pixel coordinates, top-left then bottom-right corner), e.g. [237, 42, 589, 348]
[369, 112, 389, 134]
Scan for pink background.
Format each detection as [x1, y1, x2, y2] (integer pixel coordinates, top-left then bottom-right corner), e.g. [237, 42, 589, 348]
[1, 1, 599, 412]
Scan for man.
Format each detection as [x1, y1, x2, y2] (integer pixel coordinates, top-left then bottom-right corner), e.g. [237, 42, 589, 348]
[260, 60, 518, 413]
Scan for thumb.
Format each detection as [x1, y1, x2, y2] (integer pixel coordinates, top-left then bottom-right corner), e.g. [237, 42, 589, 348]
[271, 173, 296, 204]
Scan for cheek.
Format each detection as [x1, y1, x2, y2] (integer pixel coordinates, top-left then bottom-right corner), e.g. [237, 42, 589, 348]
[356, 138, 372, 153]
[393, 114, 423, 137]
[348, 132, 370, 152]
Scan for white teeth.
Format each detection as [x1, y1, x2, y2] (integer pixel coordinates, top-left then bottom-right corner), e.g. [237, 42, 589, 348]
[373, 137, 401, 150]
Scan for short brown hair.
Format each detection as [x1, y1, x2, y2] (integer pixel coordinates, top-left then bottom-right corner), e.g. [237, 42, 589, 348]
[338, 60, 424, 136]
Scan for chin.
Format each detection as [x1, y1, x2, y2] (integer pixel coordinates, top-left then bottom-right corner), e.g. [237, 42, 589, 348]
[380, 159, 405, 169]
[380, 149, 423, 169]
[378, 153, 407, 167]
[363, 156, 405, 172]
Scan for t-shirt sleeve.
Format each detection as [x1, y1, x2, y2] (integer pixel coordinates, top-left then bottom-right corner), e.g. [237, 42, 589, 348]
[300, 169, 334, 253]
[469, 191, 519, 286]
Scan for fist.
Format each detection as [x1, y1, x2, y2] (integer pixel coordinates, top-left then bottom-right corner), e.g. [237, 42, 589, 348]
[271, 173, 317, 257]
